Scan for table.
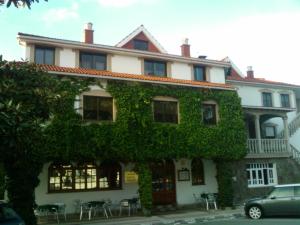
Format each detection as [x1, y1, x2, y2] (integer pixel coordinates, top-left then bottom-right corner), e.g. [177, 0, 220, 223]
[80, 201, 109, 220]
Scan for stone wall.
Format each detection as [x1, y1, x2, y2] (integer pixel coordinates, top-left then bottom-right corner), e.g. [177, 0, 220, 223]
[232, 158, 300, 205]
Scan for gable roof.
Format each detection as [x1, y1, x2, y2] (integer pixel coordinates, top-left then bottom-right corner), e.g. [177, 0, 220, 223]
[37, 64, 233, 90]
[115, 25, 167, 54]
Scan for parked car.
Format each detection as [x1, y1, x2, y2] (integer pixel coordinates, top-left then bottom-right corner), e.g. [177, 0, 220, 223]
[245, 183, 300, 219]
[0, 202, 25, 225]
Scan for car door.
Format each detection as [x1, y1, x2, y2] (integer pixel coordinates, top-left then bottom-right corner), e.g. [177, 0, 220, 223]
[262, 186, 295, 216]
[291, 186, 300, 215]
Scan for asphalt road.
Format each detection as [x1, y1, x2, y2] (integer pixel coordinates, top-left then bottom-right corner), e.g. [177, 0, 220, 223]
[197, 218, 300, 225]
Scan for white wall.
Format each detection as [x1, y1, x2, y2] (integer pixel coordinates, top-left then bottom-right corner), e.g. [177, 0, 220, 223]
[235, 84, 296, 108]
[171, 62, 191, 80]
[35, 163, 139, 214]
[35, 158, 218, 213]
[25, 45, 31, 61]
[111, 55, 141, 75]
[59, 48, 76, 68]
[209, 67, 225, 84]
[174, 159, 218, 205]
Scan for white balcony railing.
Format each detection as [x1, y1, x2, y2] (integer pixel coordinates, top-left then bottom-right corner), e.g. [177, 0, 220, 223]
[247, 139, 289, 155]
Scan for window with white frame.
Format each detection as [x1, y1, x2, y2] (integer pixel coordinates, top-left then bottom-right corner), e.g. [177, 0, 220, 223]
[246, 163, 277, 187]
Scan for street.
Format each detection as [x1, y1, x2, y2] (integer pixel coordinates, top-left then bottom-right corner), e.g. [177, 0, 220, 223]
[197, 218, 300, 225]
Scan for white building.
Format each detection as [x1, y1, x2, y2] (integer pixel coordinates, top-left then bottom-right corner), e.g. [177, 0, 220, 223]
[16, 23, 300, 212]
[225, 57, 300, 203]
[17, 24, 236, 213]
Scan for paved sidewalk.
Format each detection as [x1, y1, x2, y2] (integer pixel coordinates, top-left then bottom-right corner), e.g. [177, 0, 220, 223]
[47, 207, 244, 225]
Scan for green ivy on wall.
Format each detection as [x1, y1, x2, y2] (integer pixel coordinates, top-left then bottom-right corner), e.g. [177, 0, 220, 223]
[46, 80, 247, 211]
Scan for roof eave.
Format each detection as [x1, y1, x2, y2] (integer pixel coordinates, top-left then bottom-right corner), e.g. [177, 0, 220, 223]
[47, 70, 235, 91]
[227, 79, 300, 89]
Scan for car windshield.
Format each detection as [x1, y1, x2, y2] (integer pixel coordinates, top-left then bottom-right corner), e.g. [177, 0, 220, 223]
[0, 205, 18, 221]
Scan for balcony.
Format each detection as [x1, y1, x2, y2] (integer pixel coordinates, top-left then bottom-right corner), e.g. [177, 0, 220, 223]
[246, 139, 292, 158]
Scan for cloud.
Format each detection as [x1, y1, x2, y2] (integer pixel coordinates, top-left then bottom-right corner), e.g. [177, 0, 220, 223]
[97, 0, 159, 8]
[42, 3, 79, 25]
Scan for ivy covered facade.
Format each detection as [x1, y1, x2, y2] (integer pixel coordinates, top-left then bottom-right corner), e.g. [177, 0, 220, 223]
[36, 79, 247, 212]
[9, 25, 247, 221]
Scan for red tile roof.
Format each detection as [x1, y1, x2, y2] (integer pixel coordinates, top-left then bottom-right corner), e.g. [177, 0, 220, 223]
[39, 64, 233, 90]
[227, 68, 299, 87]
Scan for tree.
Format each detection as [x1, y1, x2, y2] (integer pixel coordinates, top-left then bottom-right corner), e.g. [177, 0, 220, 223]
[0, 60, 83, 225]
[0, 0, 47, 8]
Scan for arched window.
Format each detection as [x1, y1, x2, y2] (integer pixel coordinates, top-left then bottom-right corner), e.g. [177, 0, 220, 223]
[74, 163, 97, 190]
[48, 164, 73, 192]
[99, 162, 122, 190]
[191, 159, 205, 185]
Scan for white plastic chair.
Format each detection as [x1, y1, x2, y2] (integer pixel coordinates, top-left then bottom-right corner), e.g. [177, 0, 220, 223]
[119, 199, 131, 216]
[205, 193, 217, 210]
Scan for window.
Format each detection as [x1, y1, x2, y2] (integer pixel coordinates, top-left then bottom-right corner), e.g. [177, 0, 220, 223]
[294, 186, 300, 196]
[83, 96, 113, 121]
[280, 94, 290, 108]
[48, 164, 73, 191]
[99, 162, 122, 190]
[133, 39, 148, 51]
[194, 66, 206, 81]
[75, 163, 97, 190]
[35, 46, 55, 65]
[270, 186, 294, 198]
[48, 162, 122, 192]
[191, 158, 205, 185]
[80, 52, 106, 70]
[153, 100, 178, 123]
[262, 92, 273, 107]
[144, 60, 166, 77]
[265, 126, 276, 138]
[246, 163, 277, 187]
[202, 104, 217, 125]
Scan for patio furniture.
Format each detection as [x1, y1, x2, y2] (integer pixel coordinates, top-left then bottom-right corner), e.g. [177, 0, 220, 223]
[104, 199, 113, 217]
[204, 193, 217, 210]
[80, 201, 108, 220]
[193, 193, 206, 209]
[35, 203, 66, 224]
[119, 198, 139, 216]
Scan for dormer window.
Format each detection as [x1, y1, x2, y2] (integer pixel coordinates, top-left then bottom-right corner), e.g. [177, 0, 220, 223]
[194, 65, 206, 81]
[144, 60, 166, 77]
[35, 46, 55, 65]
[80, 52, 106, 70]
[133, 39, 148, 51]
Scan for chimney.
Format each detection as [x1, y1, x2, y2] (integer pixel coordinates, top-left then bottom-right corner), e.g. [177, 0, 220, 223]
[247, 66, 254, 78]
[181, 38, 190, 57]
[84, 22, 94, 44]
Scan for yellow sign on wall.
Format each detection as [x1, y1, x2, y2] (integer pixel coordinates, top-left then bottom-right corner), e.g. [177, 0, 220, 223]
[125, 171, 138, 183]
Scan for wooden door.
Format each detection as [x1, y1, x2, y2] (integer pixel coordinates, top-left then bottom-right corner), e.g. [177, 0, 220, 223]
[151, 160, 176, 205]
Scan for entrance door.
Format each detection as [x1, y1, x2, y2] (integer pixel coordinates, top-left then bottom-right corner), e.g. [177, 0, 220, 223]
[151, 160, 176, 205]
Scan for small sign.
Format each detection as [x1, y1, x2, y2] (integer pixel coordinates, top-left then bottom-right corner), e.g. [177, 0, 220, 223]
[125, 171, 138, 183]
[178, 168, 190, 181]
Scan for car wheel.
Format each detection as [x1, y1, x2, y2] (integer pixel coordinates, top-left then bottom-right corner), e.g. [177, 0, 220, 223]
[248, 205, 263, 219]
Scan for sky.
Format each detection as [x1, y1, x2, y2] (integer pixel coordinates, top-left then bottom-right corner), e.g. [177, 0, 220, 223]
[1, 0, 300, 84]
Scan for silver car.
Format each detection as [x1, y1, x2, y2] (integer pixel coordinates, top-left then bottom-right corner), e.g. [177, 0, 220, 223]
[244, 183, 300, 219]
